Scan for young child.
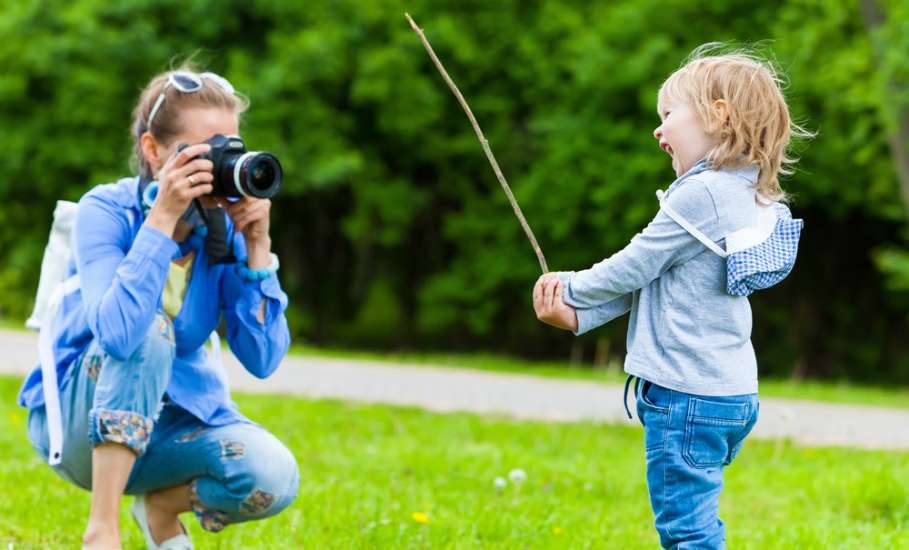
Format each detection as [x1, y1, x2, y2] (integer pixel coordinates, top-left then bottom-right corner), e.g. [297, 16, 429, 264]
[533, 47, 809, 549]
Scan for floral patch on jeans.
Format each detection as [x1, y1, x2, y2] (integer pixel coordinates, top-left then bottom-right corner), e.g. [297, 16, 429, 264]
[219, 439, 245, 460]
[240, 489, 276, 516]
[189, 479, 231, 533]
[95, 410, 153, 455]
[83, 351, 104, 382]
[176, 427, 207, 443]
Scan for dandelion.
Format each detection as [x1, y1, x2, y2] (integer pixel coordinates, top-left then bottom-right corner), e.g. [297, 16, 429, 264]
[553, 527, 564, 536]
[508, 468, 527, 484]
[493, 476, 507, 490]
[411, 511, 430, 524]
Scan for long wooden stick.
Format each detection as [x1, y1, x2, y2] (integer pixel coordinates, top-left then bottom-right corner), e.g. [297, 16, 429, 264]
[405, 13, 549, 274]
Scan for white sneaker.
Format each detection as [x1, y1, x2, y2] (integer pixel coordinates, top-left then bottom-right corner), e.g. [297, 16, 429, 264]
[130, 495, 194, 550]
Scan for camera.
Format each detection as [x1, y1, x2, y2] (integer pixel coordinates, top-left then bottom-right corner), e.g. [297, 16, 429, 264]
[180, 134, 283, 199]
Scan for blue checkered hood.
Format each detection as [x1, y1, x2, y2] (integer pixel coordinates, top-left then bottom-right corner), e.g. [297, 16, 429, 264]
[724, 202, 802, 296]
[657, 161, 803, 297]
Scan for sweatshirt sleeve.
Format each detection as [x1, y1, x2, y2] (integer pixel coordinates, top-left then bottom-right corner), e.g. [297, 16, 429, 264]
[551, 271, 632, 336]
[75, 195, 178, 361]
[219, 232, 291, 379]
[561, 180, 720, 308]
[574, 294, 633, 336]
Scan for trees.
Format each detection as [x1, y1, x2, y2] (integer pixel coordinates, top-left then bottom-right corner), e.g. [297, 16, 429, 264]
[858, 0, 909, 296]
[0, 0, 906, 379]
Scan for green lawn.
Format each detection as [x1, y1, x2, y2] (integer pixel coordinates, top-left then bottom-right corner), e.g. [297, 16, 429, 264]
[0, 377, 907, 549]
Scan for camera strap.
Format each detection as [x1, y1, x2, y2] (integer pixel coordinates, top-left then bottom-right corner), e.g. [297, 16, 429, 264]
[194, 199, 237, 264]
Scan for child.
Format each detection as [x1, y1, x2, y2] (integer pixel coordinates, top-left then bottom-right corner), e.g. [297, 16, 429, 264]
[533, 47, 809, 549]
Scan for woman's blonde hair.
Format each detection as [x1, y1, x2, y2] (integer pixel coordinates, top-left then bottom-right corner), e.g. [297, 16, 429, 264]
[130, 62, 249, 177]
[658, 44, 812, 201]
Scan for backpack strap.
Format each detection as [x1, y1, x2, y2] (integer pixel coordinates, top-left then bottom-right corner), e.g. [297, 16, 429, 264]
[39, 274, 80, 465]
[656, 190, 728, 258]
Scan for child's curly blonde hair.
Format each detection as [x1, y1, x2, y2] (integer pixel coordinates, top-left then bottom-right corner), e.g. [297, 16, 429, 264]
[658, 45, 812, 201]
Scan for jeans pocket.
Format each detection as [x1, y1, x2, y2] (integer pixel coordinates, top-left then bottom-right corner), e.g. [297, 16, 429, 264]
[637, 382, 670, 452]
[637, 381, 670, 415]
[682, 397, 753, 469]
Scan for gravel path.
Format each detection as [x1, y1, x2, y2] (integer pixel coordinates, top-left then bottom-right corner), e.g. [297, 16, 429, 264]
[3, 329, 907, 450]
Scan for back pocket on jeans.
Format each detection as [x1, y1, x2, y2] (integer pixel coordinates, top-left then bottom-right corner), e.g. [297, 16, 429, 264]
[682, 397, 752, 469]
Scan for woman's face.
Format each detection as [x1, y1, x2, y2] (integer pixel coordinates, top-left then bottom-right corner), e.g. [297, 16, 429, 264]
[145, 106, 239, 210]
[147, 106, 240, 178]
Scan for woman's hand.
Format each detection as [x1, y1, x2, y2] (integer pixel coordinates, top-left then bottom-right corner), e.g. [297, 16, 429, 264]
[145, 143, 214, 237]
[226, 197, 272, 269]
[533, 274, 579, 332]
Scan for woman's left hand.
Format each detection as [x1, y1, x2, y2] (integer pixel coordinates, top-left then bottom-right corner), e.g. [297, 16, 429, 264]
[225, 197, 272, 268]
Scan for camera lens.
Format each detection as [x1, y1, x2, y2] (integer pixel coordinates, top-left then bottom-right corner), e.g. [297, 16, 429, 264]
[248, 158, 276, 192]
[234, 152, 283, 199]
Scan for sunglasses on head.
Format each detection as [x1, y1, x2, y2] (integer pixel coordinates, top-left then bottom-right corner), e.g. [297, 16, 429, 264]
[146, 71, 236, 129]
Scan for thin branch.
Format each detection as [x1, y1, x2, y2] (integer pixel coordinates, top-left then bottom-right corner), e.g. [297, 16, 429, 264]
[405, 12, 549, 274]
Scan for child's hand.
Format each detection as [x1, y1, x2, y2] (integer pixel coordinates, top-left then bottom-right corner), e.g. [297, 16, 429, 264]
[533, 274, 579, 332]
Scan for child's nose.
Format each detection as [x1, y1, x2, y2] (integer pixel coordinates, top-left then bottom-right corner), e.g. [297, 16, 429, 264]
[653, 126, 663, 141]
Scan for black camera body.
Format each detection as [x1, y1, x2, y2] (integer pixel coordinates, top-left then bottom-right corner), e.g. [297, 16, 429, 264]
[182, 134, 283, 199]
[175, 135, 283, 264]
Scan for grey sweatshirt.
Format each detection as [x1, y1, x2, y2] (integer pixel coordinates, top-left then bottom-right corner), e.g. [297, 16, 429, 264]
[557, 161, 762, 396]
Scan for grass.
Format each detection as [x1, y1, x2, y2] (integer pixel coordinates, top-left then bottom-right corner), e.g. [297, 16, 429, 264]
[0, 377, 907, 549]
[0, 317, 29, 331]
[290, 343, 627, 382]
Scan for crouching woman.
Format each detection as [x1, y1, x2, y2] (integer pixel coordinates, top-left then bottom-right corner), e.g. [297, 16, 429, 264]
[18, 67, 299, 549]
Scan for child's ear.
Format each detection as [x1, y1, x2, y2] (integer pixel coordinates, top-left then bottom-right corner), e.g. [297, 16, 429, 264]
[713, 99, 730, 124]
[711, 99, 731, 135]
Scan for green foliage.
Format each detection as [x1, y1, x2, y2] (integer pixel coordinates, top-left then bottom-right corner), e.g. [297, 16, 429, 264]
[1, 0, 908, 379]
[0, 377, 907, 547]
[876, 248, 909, 292]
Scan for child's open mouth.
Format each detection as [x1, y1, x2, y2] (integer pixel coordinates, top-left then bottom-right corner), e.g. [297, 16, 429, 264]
[660, 141, 673, 156]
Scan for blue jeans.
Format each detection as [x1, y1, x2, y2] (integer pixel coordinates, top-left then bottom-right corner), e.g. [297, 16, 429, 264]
[635, 379, 759, 550]
[27, 313, 299, 532]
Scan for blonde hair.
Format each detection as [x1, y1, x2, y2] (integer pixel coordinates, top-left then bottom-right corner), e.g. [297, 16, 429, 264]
[658, 44, 813, 201]
[130, 62, 249, 177]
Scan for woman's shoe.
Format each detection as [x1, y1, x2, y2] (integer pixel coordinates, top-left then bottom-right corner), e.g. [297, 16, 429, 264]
[130, 495, 194, 550]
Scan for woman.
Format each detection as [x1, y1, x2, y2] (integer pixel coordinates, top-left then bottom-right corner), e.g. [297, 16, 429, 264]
[18, 66, 299, 549]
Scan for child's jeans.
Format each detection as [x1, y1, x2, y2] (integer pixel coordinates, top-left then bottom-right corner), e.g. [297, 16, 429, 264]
[26, 313, 299, 532]
[635, 378, 759, 550]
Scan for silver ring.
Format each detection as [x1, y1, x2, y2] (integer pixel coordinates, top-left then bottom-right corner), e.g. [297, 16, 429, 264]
[188, 174, 196, 185]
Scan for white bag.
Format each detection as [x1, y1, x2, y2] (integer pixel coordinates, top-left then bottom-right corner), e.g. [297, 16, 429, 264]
[25, 201, 80, 465]
[26, 201, 79, 331]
